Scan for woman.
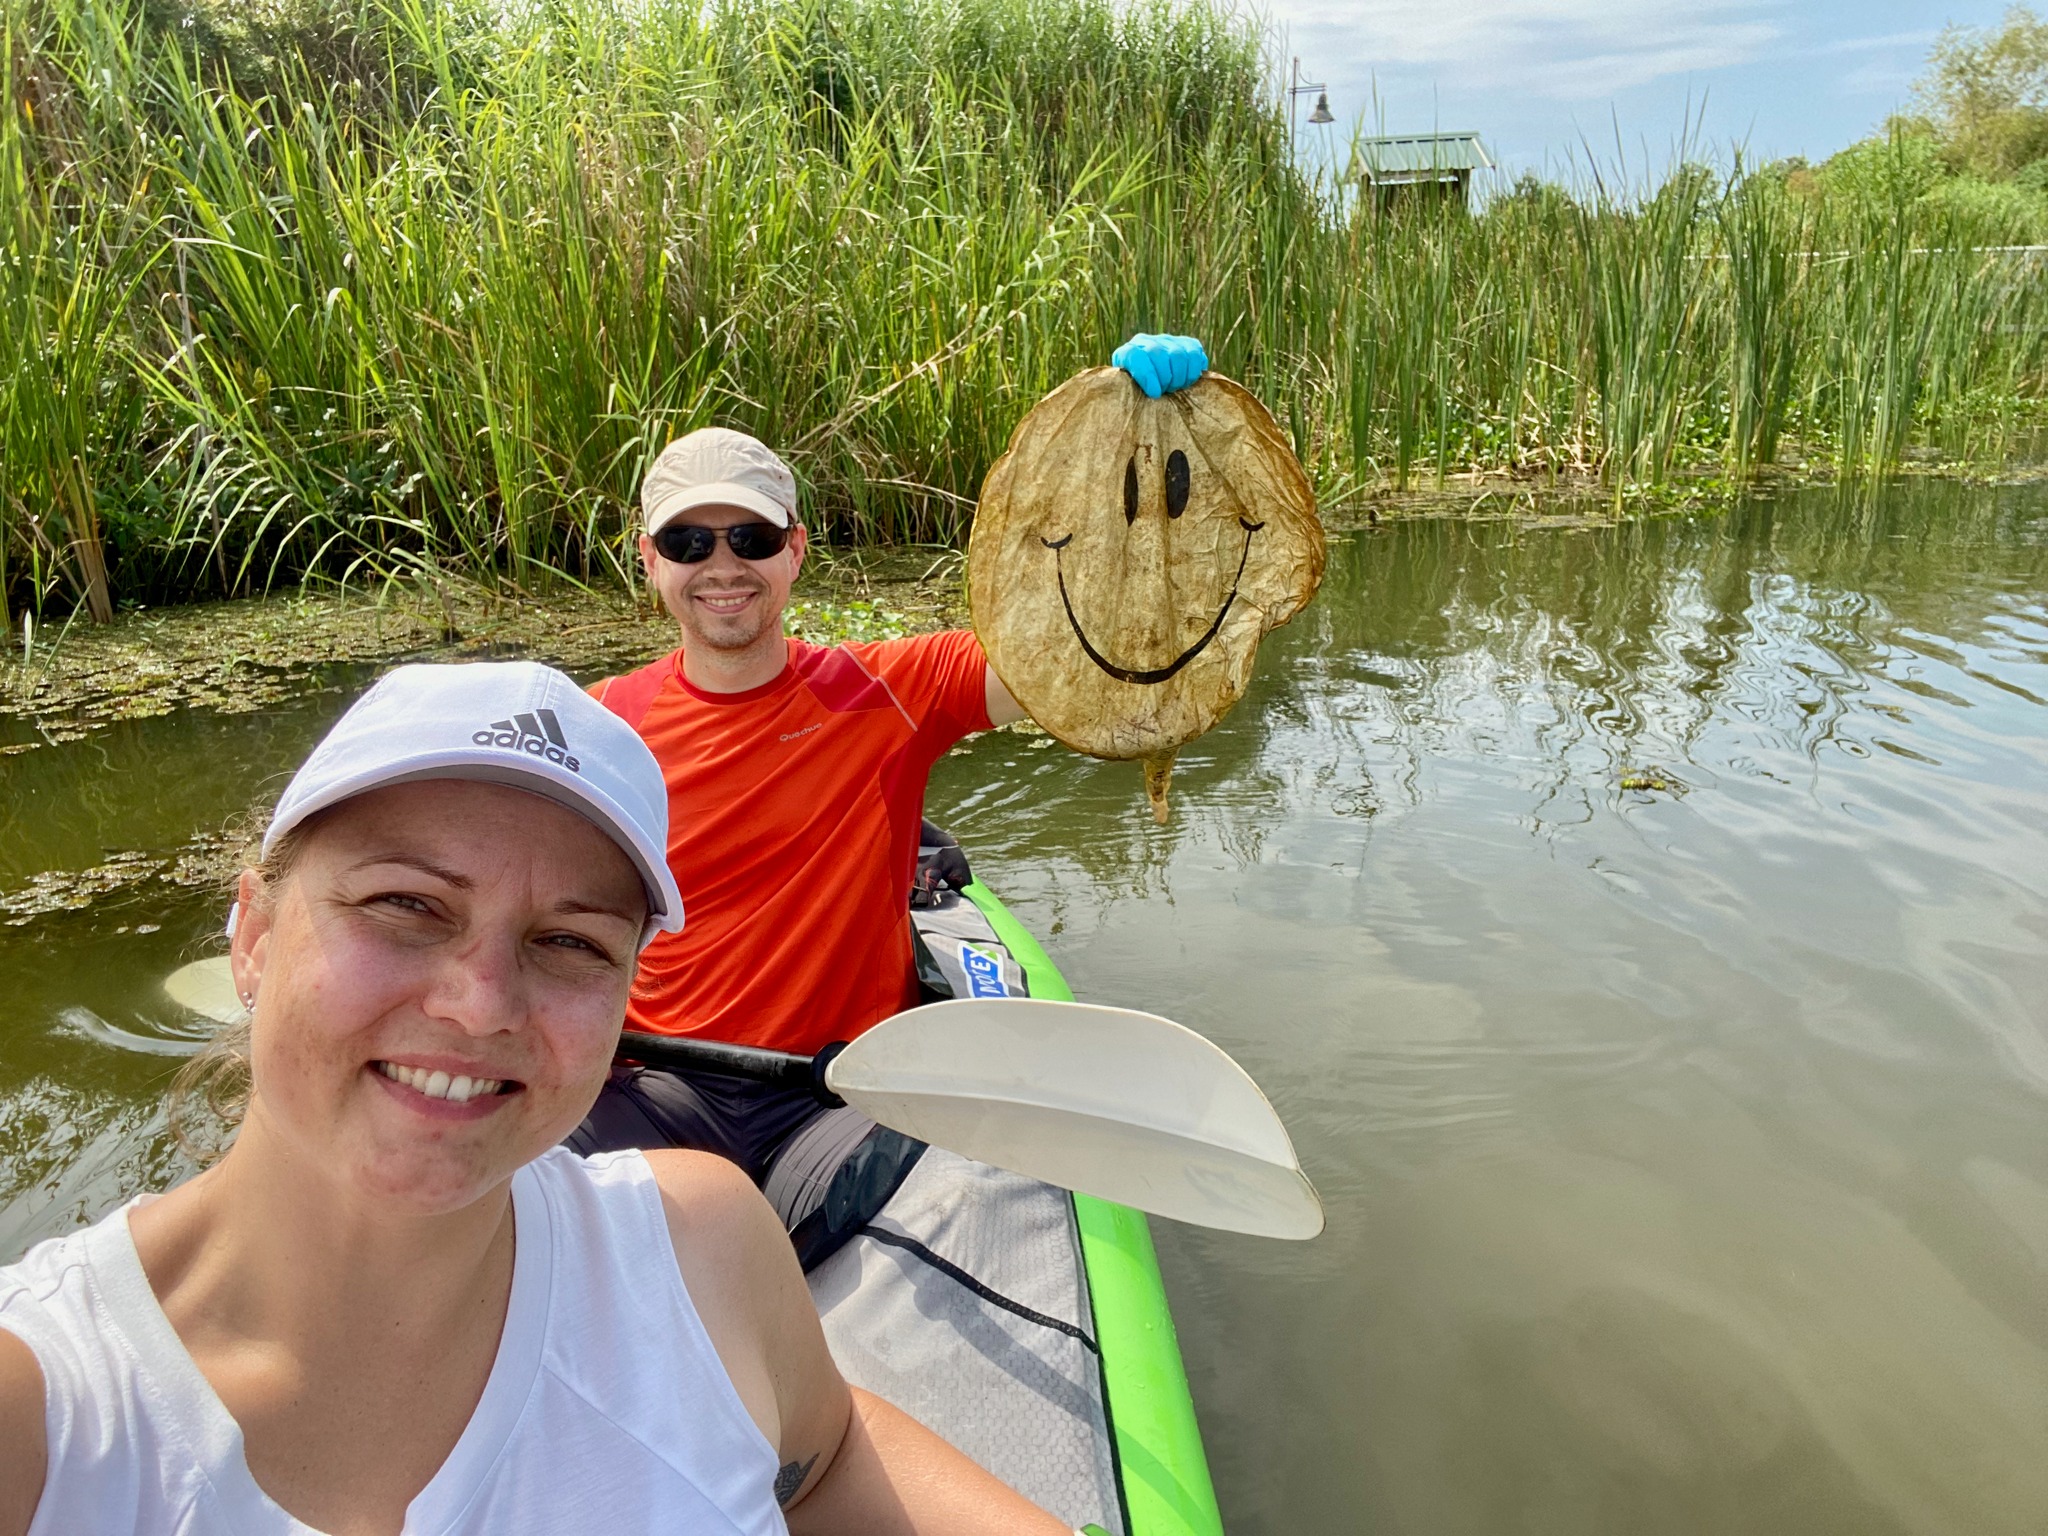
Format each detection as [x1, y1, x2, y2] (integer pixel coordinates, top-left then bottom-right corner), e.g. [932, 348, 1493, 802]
[0, 661, 1069, 1535]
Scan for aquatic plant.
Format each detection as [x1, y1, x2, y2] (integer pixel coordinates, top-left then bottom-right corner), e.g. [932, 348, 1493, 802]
[1, 0, 2044, 618]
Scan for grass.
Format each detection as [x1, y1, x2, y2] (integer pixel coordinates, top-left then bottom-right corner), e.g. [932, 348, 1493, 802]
[3, 0, 2046, 622]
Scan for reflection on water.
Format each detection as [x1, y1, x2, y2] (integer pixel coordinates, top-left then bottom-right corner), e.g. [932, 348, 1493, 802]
[0, 684, 368, 1257]
[927, 481, 2048, 1535]
[2, 481, 2046, 1532]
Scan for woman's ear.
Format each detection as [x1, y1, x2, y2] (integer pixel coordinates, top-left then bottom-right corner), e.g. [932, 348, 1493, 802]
[229, 867, 272, 1018]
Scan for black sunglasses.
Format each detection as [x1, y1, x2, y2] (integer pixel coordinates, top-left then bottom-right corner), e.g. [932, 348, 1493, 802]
[652, 521, 792, 564]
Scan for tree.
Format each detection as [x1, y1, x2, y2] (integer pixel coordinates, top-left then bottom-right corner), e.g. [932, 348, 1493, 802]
[1913, 5, 2048, 178]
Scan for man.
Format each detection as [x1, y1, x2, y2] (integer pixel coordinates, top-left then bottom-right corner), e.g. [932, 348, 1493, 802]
[569, 335, 1208, 1183]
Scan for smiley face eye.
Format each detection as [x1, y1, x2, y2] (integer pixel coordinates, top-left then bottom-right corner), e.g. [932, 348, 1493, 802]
[1124, 456, 1138, 525]
[1165, 450, 1190, 519]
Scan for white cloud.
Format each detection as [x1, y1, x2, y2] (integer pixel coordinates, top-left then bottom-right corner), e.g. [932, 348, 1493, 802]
[1814, 30, 1940, 57]
[1270, 0, 1784, 99]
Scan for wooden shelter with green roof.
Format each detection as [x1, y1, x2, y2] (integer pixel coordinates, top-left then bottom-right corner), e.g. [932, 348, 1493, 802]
[1352, 132, 1493, 211]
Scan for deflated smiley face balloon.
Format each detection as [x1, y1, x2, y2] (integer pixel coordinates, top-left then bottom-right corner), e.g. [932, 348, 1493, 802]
[969, 367, 1326, 822]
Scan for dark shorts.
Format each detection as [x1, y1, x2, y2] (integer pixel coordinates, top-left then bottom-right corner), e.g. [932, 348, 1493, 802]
[566, 1063, 827, 1182]
[566, 1064, 925, 1270]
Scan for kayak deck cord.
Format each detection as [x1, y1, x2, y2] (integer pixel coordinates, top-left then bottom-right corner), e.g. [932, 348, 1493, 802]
[857, 1224, 1102, 1355]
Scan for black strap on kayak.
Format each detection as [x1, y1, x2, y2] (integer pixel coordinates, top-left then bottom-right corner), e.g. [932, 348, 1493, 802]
[856, 1224, 1100, 1355]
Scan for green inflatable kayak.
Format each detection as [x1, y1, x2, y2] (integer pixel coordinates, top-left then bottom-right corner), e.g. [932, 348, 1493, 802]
[800, 877, 1224, 1536]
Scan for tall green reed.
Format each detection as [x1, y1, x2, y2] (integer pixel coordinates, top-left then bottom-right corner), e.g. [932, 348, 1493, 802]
[2, 0, 2043, 620]
[1715, 161, 1809, 473]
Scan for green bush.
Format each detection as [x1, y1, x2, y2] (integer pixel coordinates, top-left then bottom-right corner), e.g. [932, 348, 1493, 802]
[1818, 124, 1949, 204]
[1918, 174, 2048, 236]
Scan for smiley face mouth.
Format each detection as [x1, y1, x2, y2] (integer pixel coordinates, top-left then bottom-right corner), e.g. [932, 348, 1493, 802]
[1039, 517, 1264, 685]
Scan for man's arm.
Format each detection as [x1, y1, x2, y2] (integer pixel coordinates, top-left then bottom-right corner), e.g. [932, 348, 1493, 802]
[985, 664, 1027, 728]
[0, 1327, 47, 1536]
[646, 1150, 1067, 1534]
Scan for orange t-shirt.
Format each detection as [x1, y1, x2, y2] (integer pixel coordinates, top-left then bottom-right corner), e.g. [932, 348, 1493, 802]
[591, 631, 992, 1055]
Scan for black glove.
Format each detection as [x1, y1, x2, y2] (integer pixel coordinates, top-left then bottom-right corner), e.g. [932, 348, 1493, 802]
[914, 819, 973, 902]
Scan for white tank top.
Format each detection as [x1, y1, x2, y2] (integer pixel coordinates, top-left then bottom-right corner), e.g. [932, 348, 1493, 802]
[0, 1148, 788, 1535]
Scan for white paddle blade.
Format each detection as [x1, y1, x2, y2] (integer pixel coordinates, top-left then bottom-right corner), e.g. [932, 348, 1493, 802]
[164, 957, 244, 1025]
[826, 998, 1324, 1240]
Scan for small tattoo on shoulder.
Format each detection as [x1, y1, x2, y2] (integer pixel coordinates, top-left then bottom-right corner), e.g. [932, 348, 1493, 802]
[774, 1453, 819, 1507]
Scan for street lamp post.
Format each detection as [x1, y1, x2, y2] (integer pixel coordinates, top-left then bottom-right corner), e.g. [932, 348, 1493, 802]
[1286, 56, 1334, 146]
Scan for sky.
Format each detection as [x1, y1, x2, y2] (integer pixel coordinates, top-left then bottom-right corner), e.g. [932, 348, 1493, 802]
[1260, 0, 2013, 184]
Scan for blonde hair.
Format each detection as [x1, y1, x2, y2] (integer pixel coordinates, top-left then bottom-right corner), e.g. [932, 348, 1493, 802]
[166, 818, 315, 1166]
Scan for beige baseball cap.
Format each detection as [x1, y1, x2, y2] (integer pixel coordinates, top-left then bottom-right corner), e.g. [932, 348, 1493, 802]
[641, 427, 798, 534]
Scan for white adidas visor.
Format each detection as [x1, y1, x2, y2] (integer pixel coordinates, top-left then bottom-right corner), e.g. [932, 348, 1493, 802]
[256, 661, 683, 948]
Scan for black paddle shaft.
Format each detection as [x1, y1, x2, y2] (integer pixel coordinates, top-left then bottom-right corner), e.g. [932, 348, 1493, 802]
[616, 1030, 848, 1108]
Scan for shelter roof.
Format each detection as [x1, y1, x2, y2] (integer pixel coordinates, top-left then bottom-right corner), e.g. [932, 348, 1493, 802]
[1353, 132, 1493, 182]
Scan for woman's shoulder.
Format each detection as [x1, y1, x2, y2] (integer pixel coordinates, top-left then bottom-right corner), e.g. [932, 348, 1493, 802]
[522, 1146, 762, 1267]
[529, 1144, 753, 1207]
[0, 1219, 96, 1296]
[0, 1217, 121, 1369]
[520, 1146, 787, 1317]
[635, 1149, 777, 1248]
[0, 1325, 48, 1536]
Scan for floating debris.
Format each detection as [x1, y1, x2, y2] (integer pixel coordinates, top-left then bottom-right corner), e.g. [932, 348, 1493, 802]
[0, 832, 248, 925]
[969, 368, 1325, 824]
[1620, 767, 1683, 794]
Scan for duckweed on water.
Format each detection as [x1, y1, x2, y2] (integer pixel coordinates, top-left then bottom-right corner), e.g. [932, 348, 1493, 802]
[0, 834, 248, 926]
[0, 558, 948, 937]
[1, 563, 950, 751]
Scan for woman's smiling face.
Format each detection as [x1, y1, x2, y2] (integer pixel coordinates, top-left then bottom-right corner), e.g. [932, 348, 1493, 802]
[229, 778, 647, 1213]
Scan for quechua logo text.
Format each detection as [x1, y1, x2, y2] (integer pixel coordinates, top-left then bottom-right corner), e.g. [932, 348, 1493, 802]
[474, 709, 580, 771]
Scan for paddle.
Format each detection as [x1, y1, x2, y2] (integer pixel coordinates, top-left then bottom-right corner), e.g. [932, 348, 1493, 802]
[165, 956, 244, 1024]
[618, 998, 1323, 1239]
[163, 959, 1323, 1239]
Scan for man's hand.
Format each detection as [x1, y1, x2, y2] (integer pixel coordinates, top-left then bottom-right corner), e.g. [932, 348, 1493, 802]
[1111, 333, 1208, 398]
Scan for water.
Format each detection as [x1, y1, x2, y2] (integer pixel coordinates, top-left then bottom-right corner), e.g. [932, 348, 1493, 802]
[4, 482, 2047, 1532]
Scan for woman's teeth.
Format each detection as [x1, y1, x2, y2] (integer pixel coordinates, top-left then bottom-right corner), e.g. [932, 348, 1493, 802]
[376, 1062, 506, 1103]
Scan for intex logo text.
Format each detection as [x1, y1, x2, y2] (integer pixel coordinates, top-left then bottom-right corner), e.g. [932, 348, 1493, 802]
[474, 708, 581, 772]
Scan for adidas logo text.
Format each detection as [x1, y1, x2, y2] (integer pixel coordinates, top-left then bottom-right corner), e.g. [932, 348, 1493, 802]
[473, 708, 581, 772]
